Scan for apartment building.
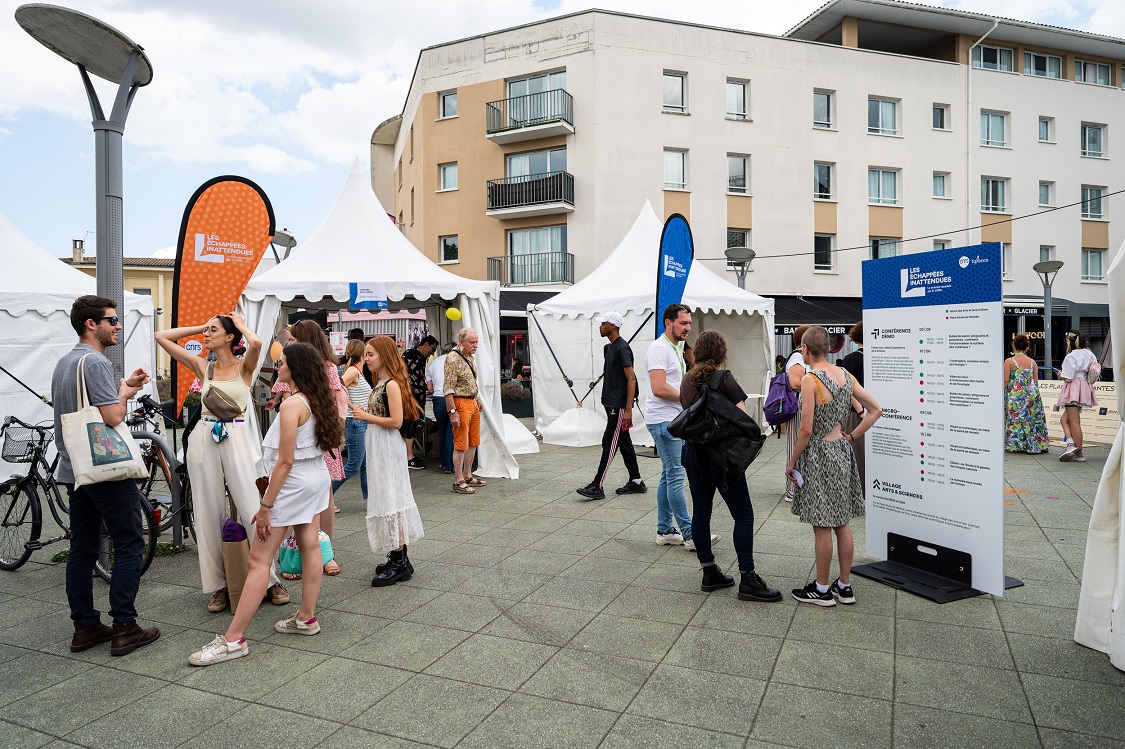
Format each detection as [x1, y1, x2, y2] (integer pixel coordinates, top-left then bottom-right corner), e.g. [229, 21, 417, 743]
[371, 0, 1120, 371]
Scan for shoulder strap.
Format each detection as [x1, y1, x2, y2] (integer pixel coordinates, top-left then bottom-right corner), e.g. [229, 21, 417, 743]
[812, 372, 827, 404]
[454, 349, 476, 378]
[75, 354, 91, 409]
[206, 361, 215, 381]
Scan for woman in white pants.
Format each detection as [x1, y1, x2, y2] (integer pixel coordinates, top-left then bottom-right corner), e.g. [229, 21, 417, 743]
[157, 313, 287, 612]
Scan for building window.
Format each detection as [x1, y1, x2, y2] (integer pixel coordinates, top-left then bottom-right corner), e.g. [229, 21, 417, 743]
[932, 172, 949, 198]
[980, 111, 1007, 147]
[664, 149, 687, 190]
[1081, 123, 1105, 157]
[1081, 185, 1105, 219]
[932, 104, 949, 130]
[868, 97, 898, 135]
[409, 126, 414, 162]
[507, 147, 566, 177]
[397, 158, 403, 187]
[1002, 243, 1013, 279]
[1024, 51, 1062, 78]
[508, 70, 566, 99]
[439, 90, 458, 119]
[133, 287, 151, 297]
[726, 79, 748, 120]
[726, 229, 751, 270]
[1076, 60, 1111, 86]
[870, 237, 899, 259]
[439, 163, 458, 191]
[972, 44, 1014, 71]
[727, 154, 749, 194]
[509, 225, 567, 259]
[933, 240, 951, 251]
[1039, 181, 1053, 206]
[1082, 248, 1105, 281]
[397, 211, 404, 234]
[814, 162, 833, 200]
[662, 72, 686, 113]
[813, 90, 833, 129]
[868, 168, 899, 205]
[814, 234, 835, 271]
[981, 177, 1008, 212]
[1040, 245, 1055, 263]
[440, 235, 458, 263]
[1038, 117, 1054, 143]
[409, 187, 415, 224]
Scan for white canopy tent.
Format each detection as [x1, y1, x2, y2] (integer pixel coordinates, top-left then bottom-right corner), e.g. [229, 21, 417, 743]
[528, 201, 775, 446]
[242, 160, 522, 478]
[0, 212, 156, 476]
[1075, 237, 1124, 671]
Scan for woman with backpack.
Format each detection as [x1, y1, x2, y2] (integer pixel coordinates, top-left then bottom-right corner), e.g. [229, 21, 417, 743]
[680, 331, 781, 603]
[784, 325, 811, 501]
[787, 326, 882, 607]
[1058, 331, 1100, 463]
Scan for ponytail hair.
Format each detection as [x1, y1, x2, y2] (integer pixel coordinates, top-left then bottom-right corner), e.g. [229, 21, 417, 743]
[686, 330, 727, 384]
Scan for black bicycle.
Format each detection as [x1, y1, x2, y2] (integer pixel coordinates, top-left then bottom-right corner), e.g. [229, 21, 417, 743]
[0, 416, 158, 579]
[128, 395, 194, 544]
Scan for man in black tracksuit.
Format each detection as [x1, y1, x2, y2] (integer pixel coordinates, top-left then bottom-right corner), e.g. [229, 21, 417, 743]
[577, 312, 646, 500]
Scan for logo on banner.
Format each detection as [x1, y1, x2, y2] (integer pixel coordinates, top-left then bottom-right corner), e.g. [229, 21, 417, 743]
[870, 478, 923, 500]
[184, 340, 203, 356]
[900, 268, 927, 298]
[663, 254, 685, 279]
[349, 282, 388, 310]
[194, 233, 224, 263]
[655, 214, 694, 337]
[959, 256, 971, 268]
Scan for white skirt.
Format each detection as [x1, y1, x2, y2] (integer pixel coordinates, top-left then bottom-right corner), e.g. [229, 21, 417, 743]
[269, 457, 330, 527]
[365, 424, 424, 552]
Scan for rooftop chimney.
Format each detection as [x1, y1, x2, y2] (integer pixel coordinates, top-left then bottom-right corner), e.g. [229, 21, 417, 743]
[71, 239, 84, 264]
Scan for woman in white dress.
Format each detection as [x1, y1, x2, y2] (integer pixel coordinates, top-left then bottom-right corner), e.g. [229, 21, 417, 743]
[350, 336, 424, 586]
[188, 343, 343, 666]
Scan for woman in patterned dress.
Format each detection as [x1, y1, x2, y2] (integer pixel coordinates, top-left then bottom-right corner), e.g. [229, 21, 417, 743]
[786, 326, 882, 607]
[1003, 334, 1049, 454]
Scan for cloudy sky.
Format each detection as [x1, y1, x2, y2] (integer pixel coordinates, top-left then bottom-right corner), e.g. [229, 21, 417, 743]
[0, 0, 1119, 258]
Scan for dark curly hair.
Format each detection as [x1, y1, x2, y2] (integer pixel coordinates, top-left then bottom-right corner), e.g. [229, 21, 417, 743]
[687, 330, 728, 385]
[282, 342, 342, 453]
[289, 319, 336, 364]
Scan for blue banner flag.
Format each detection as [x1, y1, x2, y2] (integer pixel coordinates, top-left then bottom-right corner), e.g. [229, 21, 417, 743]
[349, 282, 388, 310]
[655, 214, 694, 337]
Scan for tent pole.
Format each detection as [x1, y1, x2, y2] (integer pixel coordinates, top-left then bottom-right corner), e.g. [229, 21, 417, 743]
[530, 310, 580, 404]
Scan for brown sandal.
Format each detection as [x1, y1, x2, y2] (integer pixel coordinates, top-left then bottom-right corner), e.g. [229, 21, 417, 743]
[466, 477, 487, 487]
[452, 482, 475, 495]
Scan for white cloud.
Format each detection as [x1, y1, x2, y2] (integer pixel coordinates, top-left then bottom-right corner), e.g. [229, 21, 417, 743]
[150, 245, 177, 258]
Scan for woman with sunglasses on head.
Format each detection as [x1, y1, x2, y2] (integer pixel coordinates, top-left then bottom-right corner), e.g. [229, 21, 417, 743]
[1058, 331, 1099, 463]
[271, 320, 349, 574]
[157, 313, 288, 612]
[188, 343, 341, 666]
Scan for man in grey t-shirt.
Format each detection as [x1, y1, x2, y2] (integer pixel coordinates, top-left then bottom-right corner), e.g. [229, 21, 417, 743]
[52, 295, 160, 656]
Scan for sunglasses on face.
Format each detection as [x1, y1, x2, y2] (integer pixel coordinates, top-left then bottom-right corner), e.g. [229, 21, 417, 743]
[94, 316, 120, 326]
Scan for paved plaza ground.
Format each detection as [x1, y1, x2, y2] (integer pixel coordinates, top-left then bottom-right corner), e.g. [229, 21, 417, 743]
[1, 425, 1123, 748]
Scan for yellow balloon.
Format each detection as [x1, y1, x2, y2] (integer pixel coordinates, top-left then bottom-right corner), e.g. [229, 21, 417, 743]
[446, 307, 462, 321]
[269, 340, 284, 361]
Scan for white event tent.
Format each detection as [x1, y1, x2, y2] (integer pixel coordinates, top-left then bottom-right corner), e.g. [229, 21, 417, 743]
[0, 212, 156, 476]
[1075, 238, 1124, 671]
[528, 202, 775, 447]
[242, 160, 522, 479]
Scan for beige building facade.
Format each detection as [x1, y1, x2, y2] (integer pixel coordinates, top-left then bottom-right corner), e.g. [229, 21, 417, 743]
[373, 0, 1121, 369]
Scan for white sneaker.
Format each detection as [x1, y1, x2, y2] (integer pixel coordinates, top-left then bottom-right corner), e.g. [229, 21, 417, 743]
[684, 534, 720, 552]
[784, 488, 795, 503]
[1059, 444, 1078, 462]
[656, 532, 684, 545]
[274, 613, 321, 636]
[189, 635, 248, 666]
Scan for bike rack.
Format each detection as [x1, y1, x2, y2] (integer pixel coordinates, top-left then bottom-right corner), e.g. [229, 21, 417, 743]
[132, 429, 186, 550]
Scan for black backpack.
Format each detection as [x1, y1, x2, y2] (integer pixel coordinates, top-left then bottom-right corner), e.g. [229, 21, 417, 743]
[668, 370, 766, 486]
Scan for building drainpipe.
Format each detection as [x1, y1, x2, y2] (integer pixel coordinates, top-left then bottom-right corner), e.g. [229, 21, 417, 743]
[967, 19, 999, 247]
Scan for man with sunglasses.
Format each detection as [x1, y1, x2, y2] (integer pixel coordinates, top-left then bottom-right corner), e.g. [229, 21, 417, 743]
[51, 295, 160, 656]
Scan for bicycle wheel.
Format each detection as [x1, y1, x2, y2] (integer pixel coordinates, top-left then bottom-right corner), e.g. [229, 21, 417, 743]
[94, 495, 159, 582]
[138, 448, 174, 535]
[0, 480, 41, 571]
[180, 473, 196, 541]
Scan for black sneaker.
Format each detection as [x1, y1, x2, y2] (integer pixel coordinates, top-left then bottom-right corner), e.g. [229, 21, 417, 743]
[792, 582, 836, 607]
[408, 458, 426, 470]
[831, 578, 855, 605]
[615, 480, 648, 495]
[576, 484, 605, 500]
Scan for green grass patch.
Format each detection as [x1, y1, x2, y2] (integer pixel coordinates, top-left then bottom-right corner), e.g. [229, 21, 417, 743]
[51, 549, 69, 563]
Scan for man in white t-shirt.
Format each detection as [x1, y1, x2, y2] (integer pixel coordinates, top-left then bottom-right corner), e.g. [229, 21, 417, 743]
[644, 303, 718, 552]
[426, 343, 456, 473]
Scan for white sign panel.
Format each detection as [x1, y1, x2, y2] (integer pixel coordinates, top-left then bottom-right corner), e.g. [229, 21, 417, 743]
[862, 244, 1006, 596]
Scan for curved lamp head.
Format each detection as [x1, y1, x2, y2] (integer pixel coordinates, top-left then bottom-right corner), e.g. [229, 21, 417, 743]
[1032, 260, 1063, 287]
[724, 246, 756, 265]
[16, 4, 153, 86]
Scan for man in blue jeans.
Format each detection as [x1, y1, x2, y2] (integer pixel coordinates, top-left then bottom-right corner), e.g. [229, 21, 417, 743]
[644, 304, 718, 551]
[52, 295, 160, 656]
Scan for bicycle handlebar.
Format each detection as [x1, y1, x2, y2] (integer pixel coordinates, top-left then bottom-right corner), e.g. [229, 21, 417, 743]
[2, 415, 51, 434]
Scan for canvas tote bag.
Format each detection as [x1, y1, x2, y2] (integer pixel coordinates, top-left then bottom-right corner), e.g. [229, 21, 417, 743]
[61, 354, 148, 487]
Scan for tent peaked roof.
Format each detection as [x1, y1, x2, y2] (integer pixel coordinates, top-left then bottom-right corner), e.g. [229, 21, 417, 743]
[532, 201, 773, 318]
[0, 211, 152, 316]
[244, 159, 497, 304]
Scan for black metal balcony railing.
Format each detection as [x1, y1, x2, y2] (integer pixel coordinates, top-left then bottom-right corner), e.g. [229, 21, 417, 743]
[487, 251, 574, 286]
[486, 89, 574, 133]
[486, 171, 574, 211]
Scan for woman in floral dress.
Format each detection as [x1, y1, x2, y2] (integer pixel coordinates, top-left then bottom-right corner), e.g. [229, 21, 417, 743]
[1003, 334, 1048, 454]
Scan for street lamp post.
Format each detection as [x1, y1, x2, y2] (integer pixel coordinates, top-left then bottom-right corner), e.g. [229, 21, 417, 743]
[16, 4, 153, 377]
[269, 228, 297, 264]
[724, 246, 756, 289]
[1033, 260, 1064, 378]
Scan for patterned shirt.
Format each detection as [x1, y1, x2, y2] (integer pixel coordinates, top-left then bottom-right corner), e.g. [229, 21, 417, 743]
[444, 349, 478, 398]
[402, 348, 427, 403]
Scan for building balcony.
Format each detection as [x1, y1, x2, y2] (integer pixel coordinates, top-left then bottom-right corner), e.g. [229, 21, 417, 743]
[485, 90, 575, 144]
[487, 251, 574, 286]
[486, 171, 575, 218]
